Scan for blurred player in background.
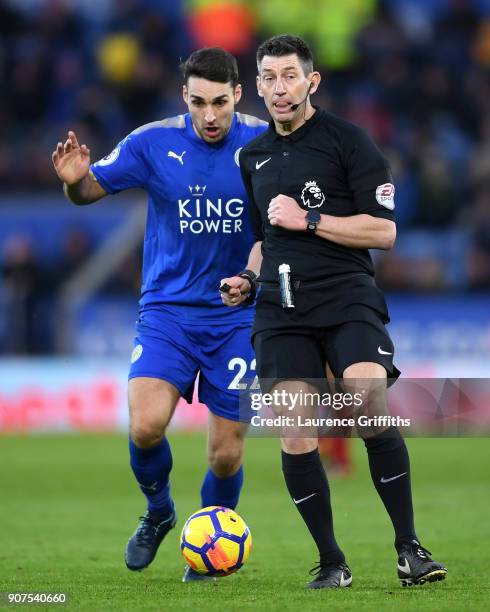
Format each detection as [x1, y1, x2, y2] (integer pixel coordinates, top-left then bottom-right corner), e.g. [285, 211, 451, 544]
[52, 47, 266, 581]
[222, 34, 447, 590]
[319, 366, 352, 477]
[318, 438, 351, 477]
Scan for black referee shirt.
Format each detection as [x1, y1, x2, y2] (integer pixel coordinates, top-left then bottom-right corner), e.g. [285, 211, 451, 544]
[239, 107, 396, 330]
[240, 107, 395, 282]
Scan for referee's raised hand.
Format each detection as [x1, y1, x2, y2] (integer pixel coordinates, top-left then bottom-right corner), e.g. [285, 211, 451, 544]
[219, 276, 251, 306]
[52, 130, 91, 185]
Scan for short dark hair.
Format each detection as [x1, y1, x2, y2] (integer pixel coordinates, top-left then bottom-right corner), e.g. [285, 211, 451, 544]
[256, 34, 314, 76]
[180, 47, 239, 87]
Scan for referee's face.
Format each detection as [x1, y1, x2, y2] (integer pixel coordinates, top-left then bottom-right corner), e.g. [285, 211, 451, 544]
[257, 54, 314, 126]
[183, 77, 242, 143]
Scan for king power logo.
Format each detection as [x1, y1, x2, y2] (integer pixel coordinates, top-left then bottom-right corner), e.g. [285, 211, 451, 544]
[178, 185, 244, 234]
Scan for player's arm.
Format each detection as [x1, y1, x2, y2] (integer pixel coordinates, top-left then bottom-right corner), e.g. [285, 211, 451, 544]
[63, 172, 106, 205]
[52, 131, 107, 205]
[221, 155, 263, 306]
[245, 239, 263, 278]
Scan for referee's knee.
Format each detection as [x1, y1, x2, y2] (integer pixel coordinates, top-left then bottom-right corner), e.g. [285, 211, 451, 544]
[362, 426, 404, 453]
[281, 437, 318, 456]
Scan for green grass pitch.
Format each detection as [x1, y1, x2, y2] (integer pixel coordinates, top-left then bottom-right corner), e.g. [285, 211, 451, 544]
[0, 434, 489, 611]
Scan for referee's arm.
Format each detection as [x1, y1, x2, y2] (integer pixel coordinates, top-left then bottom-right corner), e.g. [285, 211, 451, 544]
[312, 213, 396, 250]
[268, 195, 396, 250]
[219, 240, 262, 307]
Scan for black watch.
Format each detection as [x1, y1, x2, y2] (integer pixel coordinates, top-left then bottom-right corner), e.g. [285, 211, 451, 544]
[306, 210, 321, 233]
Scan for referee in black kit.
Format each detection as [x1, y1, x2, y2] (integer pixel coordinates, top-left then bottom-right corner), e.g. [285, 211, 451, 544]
[221, 34, 446, 590]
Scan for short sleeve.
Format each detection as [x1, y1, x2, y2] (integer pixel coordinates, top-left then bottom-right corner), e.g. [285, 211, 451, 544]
[346, 129, 396, 222]
[240, 153, 264, 242]
[90, 132, 150, 195]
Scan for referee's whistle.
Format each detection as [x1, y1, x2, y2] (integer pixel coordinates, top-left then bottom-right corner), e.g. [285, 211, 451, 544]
[278, 263, 295, 310]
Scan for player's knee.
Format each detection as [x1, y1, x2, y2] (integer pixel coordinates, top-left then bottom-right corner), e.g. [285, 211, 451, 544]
[130, 417, 167, 449]
[208, 444, 243, 477]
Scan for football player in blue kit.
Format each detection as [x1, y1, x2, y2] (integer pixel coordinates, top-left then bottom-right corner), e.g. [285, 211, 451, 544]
[52, 48, 266, 581]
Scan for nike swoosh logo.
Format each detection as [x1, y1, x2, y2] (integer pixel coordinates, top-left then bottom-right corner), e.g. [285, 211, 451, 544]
[293, 493, 316, 505]
[339, 572, 353, 587]
[397, 558, 411, 574]
[380, 472, 407, 484]
[378, 346, 392, 355]
[256, 157, 271, 170]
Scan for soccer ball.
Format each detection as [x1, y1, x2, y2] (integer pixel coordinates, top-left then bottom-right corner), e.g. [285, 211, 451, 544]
[180, 506, 252, 576]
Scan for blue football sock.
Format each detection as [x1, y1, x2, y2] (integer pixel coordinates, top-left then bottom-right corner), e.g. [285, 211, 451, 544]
[200, 466, 244, 510]
[129, 436, 174, 518]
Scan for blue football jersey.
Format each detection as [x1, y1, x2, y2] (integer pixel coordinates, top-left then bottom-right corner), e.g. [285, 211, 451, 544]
[90, 113, 267, 322]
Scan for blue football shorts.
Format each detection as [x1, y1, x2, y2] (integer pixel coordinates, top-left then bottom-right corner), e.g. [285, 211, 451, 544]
[128, 308, 256, 422]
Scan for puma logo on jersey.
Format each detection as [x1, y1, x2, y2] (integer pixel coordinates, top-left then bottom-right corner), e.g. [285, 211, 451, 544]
[168, 150, 186, 165]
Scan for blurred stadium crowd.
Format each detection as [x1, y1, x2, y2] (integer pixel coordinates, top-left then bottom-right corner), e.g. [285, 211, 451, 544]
[1, 0, 490, 354]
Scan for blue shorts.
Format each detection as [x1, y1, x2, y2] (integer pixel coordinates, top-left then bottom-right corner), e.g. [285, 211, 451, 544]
[128, 308, 256, 422]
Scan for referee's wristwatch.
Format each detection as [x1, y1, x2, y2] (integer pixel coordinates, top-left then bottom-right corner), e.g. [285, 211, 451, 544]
[305, 210, 321, 234]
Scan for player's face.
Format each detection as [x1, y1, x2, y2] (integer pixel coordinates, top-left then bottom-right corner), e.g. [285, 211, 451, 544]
[183, 77, 242, 143]
[257, 54, 318, 126]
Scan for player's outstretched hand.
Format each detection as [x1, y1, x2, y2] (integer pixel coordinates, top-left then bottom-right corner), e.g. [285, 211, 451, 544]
[52, 131, 91, 185]
[219, 276, 251, 307]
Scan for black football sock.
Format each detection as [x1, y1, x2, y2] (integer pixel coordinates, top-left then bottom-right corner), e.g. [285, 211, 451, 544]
[363, 427, 418, 550]
[281, 448, 345, 566]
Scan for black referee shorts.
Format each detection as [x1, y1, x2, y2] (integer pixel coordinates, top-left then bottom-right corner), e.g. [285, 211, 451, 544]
[253, 319, 401, 392]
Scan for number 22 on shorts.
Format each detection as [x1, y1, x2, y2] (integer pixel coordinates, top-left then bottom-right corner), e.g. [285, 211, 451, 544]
[227, 358, 259, 390]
